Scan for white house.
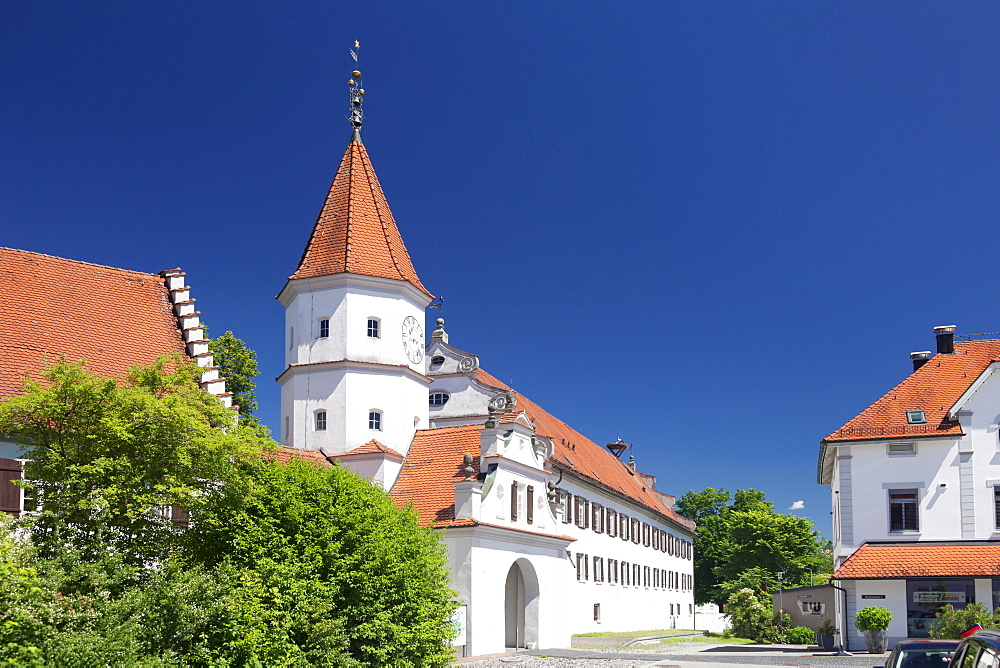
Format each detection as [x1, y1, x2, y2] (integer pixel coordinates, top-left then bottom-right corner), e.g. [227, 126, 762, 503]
[275, 89, 696, 655]
[819, 325, 1000, 650]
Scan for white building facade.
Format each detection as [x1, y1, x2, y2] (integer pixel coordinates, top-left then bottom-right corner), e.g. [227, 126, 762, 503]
[278, 113, 696, 655]
[820, 326, 1000, 650]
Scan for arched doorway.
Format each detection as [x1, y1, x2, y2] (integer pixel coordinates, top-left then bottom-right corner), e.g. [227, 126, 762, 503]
[504, 559, 540, 649]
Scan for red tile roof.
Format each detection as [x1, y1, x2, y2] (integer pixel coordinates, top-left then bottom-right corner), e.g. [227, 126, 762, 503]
[824, 340, 1000, 443]
[266, 446, 336, 466]
[341, 439, 403, 460]
[0, 248, 187, 398]
[473, 369, 694, 531]
[290, 138, 431, 296]
[390, 424, 482, 527]
[834, 542, 1000, 579]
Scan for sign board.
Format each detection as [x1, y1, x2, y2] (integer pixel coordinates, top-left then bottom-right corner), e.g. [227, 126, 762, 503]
[914, 592, 966, 604]
[862, 594, 887, 599]
[451, 605, 467, 647]
[799, 601, 826, 615]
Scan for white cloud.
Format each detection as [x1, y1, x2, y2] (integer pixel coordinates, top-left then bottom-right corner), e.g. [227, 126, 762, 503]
[788, 500, 805, 511]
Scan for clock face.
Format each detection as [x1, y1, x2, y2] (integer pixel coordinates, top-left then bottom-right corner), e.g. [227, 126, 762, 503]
[401, 316, 424, 364]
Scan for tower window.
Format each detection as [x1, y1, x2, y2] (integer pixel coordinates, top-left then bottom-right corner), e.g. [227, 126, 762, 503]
[315, 410, 327, 431]
[430, 355, 445, 367]
[367, 318, 380, 338]
[368, 410, 382, 431]
[429, 392, 449, 407]
[318, 319, 329, 338]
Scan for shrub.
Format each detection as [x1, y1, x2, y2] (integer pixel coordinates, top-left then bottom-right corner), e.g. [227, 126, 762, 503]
[726, 588, 773, 642]
[771, 609, 793, 643]
[855, 606, 892, 632]
[817, 619, 838, 636]
[929, 604, 1000, 639]
[787, 626, 817, 644]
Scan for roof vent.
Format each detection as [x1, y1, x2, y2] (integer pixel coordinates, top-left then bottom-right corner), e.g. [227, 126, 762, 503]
[934, 325, 956, 355]
[910, 351, 932, 372]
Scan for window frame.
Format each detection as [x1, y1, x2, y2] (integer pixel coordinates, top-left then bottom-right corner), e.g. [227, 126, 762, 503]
[368, 410, 383, 431]
[314, 410, 327, 431]
[318, 318, 329, 338]
[428, 391, 449, 407]
[366, 318, 381, 339]
[888, 487, 920, 532]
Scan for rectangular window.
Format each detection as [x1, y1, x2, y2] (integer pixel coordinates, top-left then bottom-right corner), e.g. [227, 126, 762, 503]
[619, 514, 628, 541]
[592, 503, 602, 533]
[318, 318, 329, 338]
[368, 411, 382, 430]
[594, 556, 604, 583]
[889, 442, 916, 455]
[367, 318, 380, 338]
[594, 603, 601, 622]
[644, 566, 650, 588]
[607, 509, 617, 538]
[563, 492, 573, 524]
[622, 560, 629, 586]
[315, 411, 327, 431]
[526, 485, 534, 524]
[654, 568, 659, 588]
[995, 487, 1000, 532]
[632, 518, 640, 544]
[906, 410, 927, 424]
[633, 563, 640, 586]
[577, 553, 584, 581]
[890, 488, 919, 531]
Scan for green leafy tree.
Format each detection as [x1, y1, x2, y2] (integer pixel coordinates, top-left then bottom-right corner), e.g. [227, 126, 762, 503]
[677, 487, 832, 605]
[0, 358, 456, 666]
[183, 458, 458, 667]
[0, 356, 264, 565]
[209, 330, 260, 422]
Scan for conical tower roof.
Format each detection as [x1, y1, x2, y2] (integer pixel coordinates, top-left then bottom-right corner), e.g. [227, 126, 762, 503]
[290, 135, 431, 297]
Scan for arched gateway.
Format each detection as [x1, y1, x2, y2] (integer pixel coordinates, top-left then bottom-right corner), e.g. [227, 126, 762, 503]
[504, 559, 540, 649]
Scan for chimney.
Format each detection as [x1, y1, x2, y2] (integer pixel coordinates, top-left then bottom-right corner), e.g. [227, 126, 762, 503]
[910, 351, 932, 372]
[934, 325, 956, 355]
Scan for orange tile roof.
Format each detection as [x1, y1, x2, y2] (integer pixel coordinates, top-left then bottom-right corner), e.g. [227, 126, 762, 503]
[0, 248, 187, 398]
[834, 542, 1000, 579]
[473, 369, 694, 531]
[390, 424, 482, 527]
[824, 340, 1000, 443]
[341, 439, 403, 459]
[290, 138, 431, 296]
[266, 446, 336, 466]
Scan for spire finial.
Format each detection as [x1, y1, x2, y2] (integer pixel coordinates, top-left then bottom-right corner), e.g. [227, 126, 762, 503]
[348, 40, 364, 141]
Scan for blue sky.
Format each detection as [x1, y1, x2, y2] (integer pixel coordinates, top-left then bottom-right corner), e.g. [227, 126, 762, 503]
[4, 2, 1000, 538]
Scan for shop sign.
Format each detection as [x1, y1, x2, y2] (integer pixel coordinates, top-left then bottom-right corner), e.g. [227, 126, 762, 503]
[862, 595, 886, 599]
[913, 592, 966, 604]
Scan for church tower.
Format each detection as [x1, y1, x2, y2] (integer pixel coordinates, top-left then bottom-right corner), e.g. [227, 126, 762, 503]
[276, 60, 432, 472]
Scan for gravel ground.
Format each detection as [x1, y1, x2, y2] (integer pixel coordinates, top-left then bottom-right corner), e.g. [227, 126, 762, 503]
[453, 641, 887, 667]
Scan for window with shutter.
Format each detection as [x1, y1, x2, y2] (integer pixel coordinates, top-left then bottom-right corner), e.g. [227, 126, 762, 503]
[0, 458, 23, 516]
[563, 492, 573, 524]
[511, 481, 518, 522]
[526, 486, 534, 524]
